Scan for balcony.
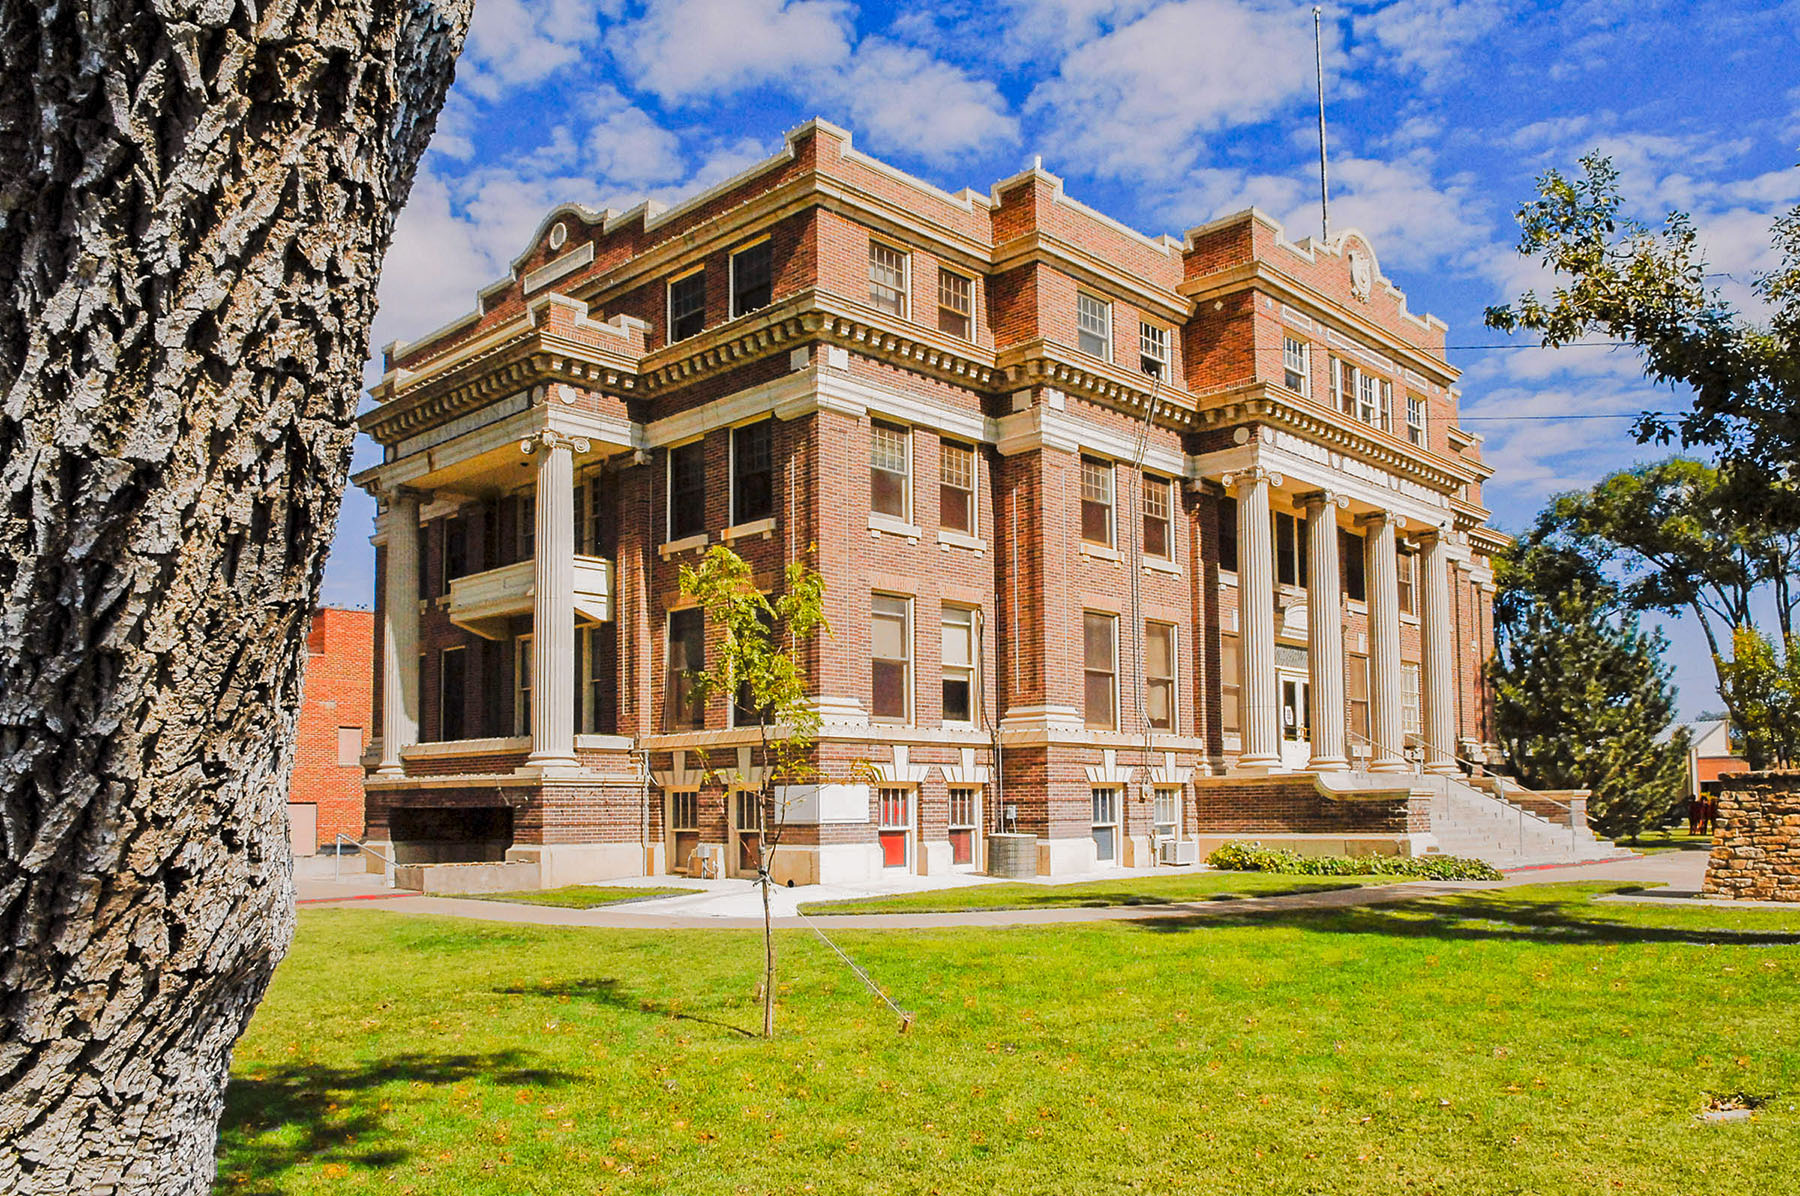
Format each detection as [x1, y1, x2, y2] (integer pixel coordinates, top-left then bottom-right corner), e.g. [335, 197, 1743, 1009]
[447, 555, 615, 639]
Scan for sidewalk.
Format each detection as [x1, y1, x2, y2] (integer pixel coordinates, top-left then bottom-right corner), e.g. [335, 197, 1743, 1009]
[290, 848, 1713, 932]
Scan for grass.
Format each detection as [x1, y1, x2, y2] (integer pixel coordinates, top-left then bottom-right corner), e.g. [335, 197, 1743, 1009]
[462, 885, 698, 910]
[1623, 829, 1717, 855]
[218, 884, 1800, 1195]
[796, 869, 1397, 914]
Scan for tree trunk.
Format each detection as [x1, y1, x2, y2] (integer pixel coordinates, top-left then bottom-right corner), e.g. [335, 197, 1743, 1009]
[0, 4, 469, 1192]
[760, 786, 776, 1040]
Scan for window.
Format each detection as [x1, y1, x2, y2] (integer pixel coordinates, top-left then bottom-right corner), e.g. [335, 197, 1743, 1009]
[1080, 457, 1114, 547]
[443, 516, 468, 587]
[869, 241, 908, 318]
[940, 439, 976, 534]
[578, 478, 604, 557]
[669, 791, 698, 832]
[1084, 611, 1118, 731]
[942, 606, 977, 725]
[937, 268, 972, 339]
[665, 608, 704, 730]
[1330, 357, 1352, 414]
[515, 491, 535, 562]
[1402, 661, 1422, 743]
[948, 787, 979, 866]
[870, 421, 910, 520]
[1145, 621, 1176, 732]
[1283, 336, 1310, 395]
[336, 726, 362, 767]
[1380, 379, 1394, 432]
[1077, 293, 1111, 360]
[440, 646, 466, 741]
[731, 421, 773, 523]
[580, 624, 607, 734]
[1397, 547, 1418, 616]
[1406, 393, 1426, 445]
[1274, 512, 1308, 588]
[1340, 528, 1367, 603]
[730, 239, 772, 318]
[668, 268, 706, 342]
[668, 440, 706, 540]
[871, 594, 911, 722]
[732, 608, 777, 727]
[1142, 473, 1173, 560]
[1348, 653, 1370, 744]
[1218, 497, 1239, 572]
[1091, 787, 1119, 862]
[878, 787, 912, 869]
[513, 634, 532, 737]
[1357, 369, 1381, 426]
[1153, 786, 1181, 839]
[416, 522, 430, 597]
[1140, 322, 1168, 378]
[1220, 631, 1241, 735]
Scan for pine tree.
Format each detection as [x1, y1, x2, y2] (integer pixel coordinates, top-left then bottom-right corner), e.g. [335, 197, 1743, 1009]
[1491, 570, 1691, 841]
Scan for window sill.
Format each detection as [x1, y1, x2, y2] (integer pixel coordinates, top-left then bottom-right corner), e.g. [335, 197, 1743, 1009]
[1142, 556, 1180, 576]
[1079, 542, 1120, 562]
[937, 528, 987, 553]
[659, 533, 710, 559]
[868, 512, 922, 540]
[1401, 612, 1421, 626]
[722, 517, 776, 543]
[1219, 571, 1239, 586]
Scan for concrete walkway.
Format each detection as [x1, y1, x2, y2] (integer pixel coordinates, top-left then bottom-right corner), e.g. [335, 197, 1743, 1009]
[292, 848, 1714, 932]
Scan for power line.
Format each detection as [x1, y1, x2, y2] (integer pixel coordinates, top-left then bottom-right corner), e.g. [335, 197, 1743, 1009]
[1458, 411, 1681, 422]
[1442, 342, 1630, 349]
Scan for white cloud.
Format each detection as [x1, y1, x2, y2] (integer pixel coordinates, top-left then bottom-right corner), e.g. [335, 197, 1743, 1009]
[1351, 0, 1511, 90]
[612, 0, 854, 102]
[461, 0, 611, 100]
[1026, 1, 1318, 181]
[582, 88, 688, 186]
[826, 38, 1019, 163]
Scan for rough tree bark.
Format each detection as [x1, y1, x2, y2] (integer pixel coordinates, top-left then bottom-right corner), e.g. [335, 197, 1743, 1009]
[0, 3, 469, 1192]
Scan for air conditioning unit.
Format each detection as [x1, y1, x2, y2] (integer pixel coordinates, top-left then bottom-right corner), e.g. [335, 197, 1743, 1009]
[1158, 838, 1199, 866]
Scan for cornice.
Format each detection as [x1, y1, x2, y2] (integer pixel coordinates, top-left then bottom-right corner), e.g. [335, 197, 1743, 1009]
[996, 338, 1198, 430]
[1194, 388, 1476, 493]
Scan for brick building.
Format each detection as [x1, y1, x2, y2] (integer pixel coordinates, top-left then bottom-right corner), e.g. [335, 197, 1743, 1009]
[290, 607, 373, 854]
[354, 120, 1506, 886]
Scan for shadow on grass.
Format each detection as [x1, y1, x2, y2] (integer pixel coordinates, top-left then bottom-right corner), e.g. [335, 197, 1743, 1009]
[1133, 888, 1800, 947]
[495, 976, 759, 1038]
[801, 878, 1367, 916]
[217, 1050, 572, 1192]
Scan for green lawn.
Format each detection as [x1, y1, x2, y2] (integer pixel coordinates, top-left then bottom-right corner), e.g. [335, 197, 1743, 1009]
[797, 870, 1397, 914]
[463, 885, 698, 910]
[219, 885, 1800, 1194]
[1622, 829, 1717, 855]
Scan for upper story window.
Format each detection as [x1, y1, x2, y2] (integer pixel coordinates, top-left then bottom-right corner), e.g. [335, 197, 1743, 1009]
[1340, 528, 1367, 602]
[1080, 457, 1114, 547]
[1083, 611, 1118, 731]
[1356, 370, 1381, 426]
[515, 491, 535, 562]
[1139, 322, 1168, 379]
[1218, 496, 1239, 572]
[1145, 620, 1176, 731]
[730, 238, 772, 318]
[443, 515, 468, 587]
[665, 608, 705, 730]
[668, 267, 706, 342]
[1142, 473, 1173, 560]
[941, 605, 977, 726]
[937, 268, 973, 339]
[940, 439, 976, 535]
[1283, 336, 1310, 395]
[869, 241, 909, 319]
[871, 594, 912, 723]
[1398, 546, 1418, 616]
[1274, 511, 1307, 588]
[1077, 293, 1112, 361]
[870, 421, 910, 520]
[1406, 393, 1427, 445]
[1330, 356, 1350, 412]
[732, 420, 773, 523]
[668, 440, 706, 541]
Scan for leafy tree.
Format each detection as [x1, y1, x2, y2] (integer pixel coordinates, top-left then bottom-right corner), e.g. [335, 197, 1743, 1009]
[679, 545, 827, 1039]
[0, 4, 469, 1191]
[1485, 153, 1800, 474]
[1716, 625, 1800, 770]
[1490, 563, 1690, 841]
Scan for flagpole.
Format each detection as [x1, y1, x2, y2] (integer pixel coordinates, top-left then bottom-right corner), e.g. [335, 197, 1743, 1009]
[1314, 6, 1331, 242]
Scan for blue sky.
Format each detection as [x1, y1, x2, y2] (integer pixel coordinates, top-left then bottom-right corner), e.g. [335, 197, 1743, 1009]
[324, 0, 1800, 720]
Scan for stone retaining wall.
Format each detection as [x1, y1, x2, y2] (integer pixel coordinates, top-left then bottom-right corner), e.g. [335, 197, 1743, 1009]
[1702, 770, 1800, 902]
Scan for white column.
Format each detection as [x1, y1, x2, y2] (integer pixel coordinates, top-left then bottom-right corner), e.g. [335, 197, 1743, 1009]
[527, 430, 587, 770]
[376, 491, 421, 777]
[1303, 492, 1348, 772]
[1419, 528, 1457, 774]
[1233, 469, 1281, 771]
[1361, 511, 1406, 773]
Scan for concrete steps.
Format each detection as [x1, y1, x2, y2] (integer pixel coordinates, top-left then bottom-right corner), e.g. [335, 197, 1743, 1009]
[1412, 771, 1632, 870]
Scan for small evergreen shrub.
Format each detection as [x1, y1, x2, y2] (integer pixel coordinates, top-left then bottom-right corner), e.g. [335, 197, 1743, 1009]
[1206, 841, 1503, 881]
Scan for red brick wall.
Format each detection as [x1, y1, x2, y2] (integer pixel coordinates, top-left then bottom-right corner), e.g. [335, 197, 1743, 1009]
[291, 608, 373, 846]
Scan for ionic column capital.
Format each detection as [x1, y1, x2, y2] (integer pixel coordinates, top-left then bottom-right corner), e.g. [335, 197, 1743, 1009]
[1354, 509, 1405, 532]
[521, 429, 592, 456]
[1221, 466, 1282, 494]
[1296, 489, 1350, 512]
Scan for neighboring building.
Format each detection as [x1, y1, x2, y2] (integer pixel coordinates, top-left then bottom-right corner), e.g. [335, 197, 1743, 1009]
[1686, 718, 1749, 799]
[354, 120, 1505, 887]
[289, 607, 374, 854]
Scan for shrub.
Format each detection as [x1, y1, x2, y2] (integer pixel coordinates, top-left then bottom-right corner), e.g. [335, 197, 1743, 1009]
[1206, 841, 1503, 882]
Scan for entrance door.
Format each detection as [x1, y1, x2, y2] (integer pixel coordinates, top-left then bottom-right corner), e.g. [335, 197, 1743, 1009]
[733, 790, 762, 878]
[1279, 675, 1311, 770]
[878, 787, 913, 870]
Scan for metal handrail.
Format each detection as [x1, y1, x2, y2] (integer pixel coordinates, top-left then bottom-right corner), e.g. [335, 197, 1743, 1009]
[332, 834, 396, 886]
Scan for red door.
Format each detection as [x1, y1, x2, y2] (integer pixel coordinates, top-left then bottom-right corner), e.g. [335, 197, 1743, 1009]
[877, 787, 911, 870]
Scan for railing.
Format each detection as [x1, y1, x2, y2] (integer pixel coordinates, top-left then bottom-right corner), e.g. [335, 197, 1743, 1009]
[1342, 729, 1579, 858]
[332, 834, 396, 887]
